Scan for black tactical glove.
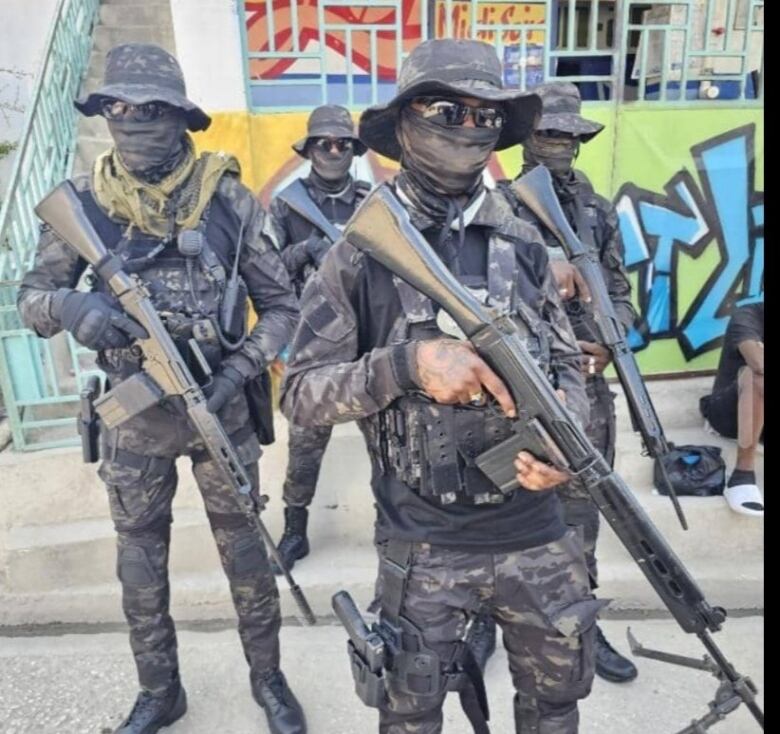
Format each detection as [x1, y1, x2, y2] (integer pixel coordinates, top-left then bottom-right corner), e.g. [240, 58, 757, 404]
[53, 290, 148, 351]
[205, 365, 245, 414]
[304, 233, 332, 267]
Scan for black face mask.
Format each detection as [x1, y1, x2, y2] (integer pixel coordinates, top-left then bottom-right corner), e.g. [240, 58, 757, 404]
[523, 132, 580, 177]
[308, 144, 354, 192]
[108, 115, 188, 179]
[397, 106, 499, 197]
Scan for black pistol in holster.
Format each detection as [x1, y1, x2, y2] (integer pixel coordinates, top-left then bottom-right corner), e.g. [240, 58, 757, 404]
[332, 591, 387, 708]
[78, 375, 102, 464]
[332, 590, 489, 733]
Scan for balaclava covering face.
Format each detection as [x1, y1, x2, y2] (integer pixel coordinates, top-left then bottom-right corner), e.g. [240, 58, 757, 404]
[397, 105, 499, 198]
[523, 131, 580, 179]
[108, 111, 189, 181]
[307, 140, 354, 193]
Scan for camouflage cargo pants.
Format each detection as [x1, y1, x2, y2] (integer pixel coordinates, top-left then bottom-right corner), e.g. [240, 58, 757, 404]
[98, 392, 281, 695]
[557, 376, 616, 587]
[379, 529, 606, 734]
[282, 421, 333, 507]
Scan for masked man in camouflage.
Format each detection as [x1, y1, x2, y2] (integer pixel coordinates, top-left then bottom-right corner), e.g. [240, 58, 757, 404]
[265, 105, 371, 573]
[17, 44, 306, 734]
[501, 82, 639, 684]
[282, 40, 605, 734]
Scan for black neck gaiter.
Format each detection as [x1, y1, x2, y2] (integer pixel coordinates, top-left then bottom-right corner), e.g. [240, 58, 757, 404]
[108, 115, 189, 183]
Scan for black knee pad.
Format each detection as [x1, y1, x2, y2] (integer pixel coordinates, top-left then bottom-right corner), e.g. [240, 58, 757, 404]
[117, 542, 161, 586]
[230, 534, 267, 577]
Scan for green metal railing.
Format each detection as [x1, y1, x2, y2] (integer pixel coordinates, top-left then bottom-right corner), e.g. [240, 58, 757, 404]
[0, 0, 100, 450]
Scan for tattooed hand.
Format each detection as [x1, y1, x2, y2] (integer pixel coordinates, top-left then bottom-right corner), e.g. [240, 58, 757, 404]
[550, 260, 591, 302]
[414, 338, 516, 417]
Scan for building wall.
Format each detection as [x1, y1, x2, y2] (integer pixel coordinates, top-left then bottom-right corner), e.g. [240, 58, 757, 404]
[0, 0, 60, 198]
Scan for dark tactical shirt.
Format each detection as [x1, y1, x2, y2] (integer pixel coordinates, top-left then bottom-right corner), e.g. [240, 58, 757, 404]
[281, 183, 588, 552]
[266, 175, 371, 294]
[713, 303, 764, 392]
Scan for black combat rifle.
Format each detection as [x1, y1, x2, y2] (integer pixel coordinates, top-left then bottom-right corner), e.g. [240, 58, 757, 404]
[34, 181, 316, 627]
[511, 165, 688, 530]
[334, 184, 762, 732]
[276, 179, 343, 243]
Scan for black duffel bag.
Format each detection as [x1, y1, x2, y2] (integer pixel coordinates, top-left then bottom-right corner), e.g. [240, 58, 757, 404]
[653, 443, 726, 497]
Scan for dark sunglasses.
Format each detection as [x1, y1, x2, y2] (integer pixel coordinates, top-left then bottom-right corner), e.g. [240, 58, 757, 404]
[101, 99, 177, 122]
[311, 137, 355, 153]
[413, 97, 505, 129]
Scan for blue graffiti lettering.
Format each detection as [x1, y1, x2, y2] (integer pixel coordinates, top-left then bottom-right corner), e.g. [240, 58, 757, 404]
[615, 124, 763, 361]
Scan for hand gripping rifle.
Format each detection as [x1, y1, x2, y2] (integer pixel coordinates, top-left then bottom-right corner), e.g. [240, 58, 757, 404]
[335, 184, 762, 732]
[511, 165, 688, 531]
[35, 181, 316, 626]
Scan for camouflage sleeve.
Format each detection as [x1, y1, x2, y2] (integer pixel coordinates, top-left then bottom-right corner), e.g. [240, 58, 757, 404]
[280, 240, 417, 427]
[16, 223, 87, 337]
[597, 196, 637, 333]
[219, 175, 299, 379]
[541, 266, 589, 427]
[265, 196, 311, 277]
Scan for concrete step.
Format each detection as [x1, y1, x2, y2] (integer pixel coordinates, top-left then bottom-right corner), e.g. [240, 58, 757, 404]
[99, 3, 172, 28]
[611, 375, 712, 430]
[93, 25, 175, 54]
[0, 541, 762, 627]
[0, 378, 763, 624]
[74, 135, 112, 175]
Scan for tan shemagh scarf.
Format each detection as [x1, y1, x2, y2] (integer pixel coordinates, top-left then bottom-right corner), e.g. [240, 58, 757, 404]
[92, 135, 241, 238]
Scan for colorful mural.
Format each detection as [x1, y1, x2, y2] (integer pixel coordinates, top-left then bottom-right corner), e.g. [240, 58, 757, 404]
[194, 106, 763, 376]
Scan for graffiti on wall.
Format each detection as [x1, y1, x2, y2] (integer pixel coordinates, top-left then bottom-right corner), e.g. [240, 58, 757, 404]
[615, 124, 763, 360]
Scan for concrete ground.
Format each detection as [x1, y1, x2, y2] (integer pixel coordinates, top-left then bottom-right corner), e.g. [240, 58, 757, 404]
[0, 616, 764, 734]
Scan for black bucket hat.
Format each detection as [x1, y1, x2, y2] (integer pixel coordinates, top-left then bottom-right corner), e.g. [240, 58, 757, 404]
[292, 104, 366, 156]
[359, 39, 541, 161]
[75, 43, 211, 132]
[532, 82, 603, 142]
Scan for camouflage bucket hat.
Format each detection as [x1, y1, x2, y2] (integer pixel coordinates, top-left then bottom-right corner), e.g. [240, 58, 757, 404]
[359, 39, 541, 161]
[532, 82, 603, 142]
[75, 43, 211, 132]
[292, 104, 366, 156]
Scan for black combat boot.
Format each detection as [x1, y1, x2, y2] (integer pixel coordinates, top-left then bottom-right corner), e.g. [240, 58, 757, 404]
[595, 625, 638, 683]
[114, 682, 187, 734]
[271, 507, 310, 575]
[467, 612, 497, 671]
[252, 670, 307, 734]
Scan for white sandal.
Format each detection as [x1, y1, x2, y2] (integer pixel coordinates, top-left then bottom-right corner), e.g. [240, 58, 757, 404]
[723, 484, 764, 517]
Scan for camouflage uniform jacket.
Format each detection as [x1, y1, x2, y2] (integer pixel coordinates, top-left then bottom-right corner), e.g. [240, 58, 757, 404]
[281, 183, 588, 551]
[265, 175, 371, 295]
[504, 169, 637, 342]
[18, 170, 299, 385]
